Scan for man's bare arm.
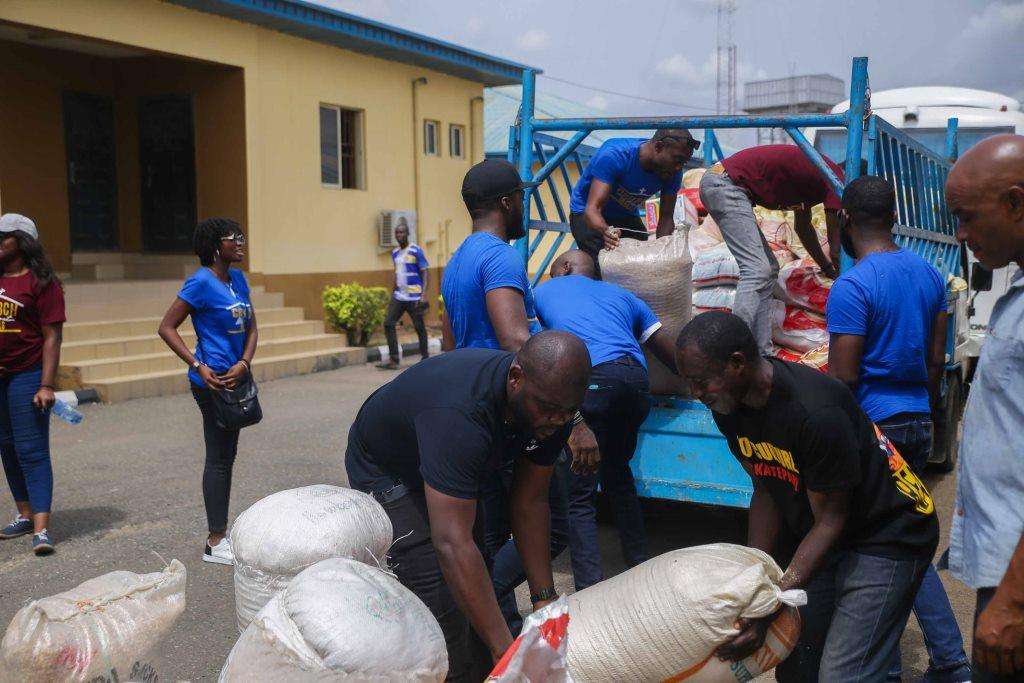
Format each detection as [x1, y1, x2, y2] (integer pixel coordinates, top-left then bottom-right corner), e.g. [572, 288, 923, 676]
[484, 287, 531, 353]
[584, 180, 621, 251]
[828, 333, 865, 392]
[510, 459, 557, 609]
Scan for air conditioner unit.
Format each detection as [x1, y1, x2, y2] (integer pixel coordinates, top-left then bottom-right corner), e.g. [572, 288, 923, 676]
[378, 210, 416, 250]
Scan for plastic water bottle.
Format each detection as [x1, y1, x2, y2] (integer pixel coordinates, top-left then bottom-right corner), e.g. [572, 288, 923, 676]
[52, 399, 83, 425]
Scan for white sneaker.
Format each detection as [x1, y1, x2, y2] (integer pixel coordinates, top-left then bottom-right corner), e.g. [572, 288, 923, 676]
[203, 537, 234, 565]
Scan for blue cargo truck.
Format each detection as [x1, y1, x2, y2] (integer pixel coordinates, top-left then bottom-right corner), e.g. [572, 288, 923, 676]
[510, 57, 971, 508]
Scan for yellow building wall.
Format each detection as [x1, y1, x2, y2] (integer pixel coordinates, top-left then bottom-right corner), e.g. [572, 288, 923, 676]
[0, 0, 485, 318]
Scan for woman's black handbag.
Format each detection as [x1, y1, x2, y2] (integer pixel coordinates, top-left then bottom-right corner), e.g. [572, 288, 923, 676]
[210, 372, 263, 430]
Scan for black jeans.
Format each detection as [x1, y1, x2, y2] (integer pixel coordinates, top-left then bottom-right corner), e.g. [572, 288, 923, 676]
[383, 298, 428, 363]
[372, 485, 492, 682]
[483, 453, 570, 634]
[569, 212, 647, 275]
[972, 587, 1020, 683]
[565, 356, 651, 590]
[191, 385, 240, 534]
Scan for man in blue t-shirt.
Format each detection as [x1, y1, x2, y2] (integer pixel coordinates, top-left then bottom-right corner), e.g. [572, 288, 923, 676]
[535, 250, 678, 589]
[378, 220, 429, 370]
[569, 129, 698, 271]
[826, 175, 971, 682]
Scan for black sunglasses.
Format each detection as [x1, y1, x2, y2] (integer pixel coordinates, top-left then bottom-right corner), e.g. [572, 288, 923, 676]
[659, 135, 701, 151]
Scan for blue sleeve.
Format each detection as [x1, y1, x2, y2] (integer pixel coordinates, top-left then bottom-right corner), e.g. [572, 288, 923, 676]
[532, 282, 551, 327]
[931, 267, 947, 318]
[178, 273, 206, 310]
[416, 246, 429, 270]
[662, 171, 683, 196]
[588, 143, 625, 184]
[629, 292, 660, 341]
[825, 276, 869, 336]
[480, 245, 528, 295]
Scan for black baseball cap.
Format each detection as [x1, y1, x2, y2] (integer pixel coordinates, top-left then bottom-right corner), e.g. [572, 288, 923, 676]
[461, 159, 541, 203]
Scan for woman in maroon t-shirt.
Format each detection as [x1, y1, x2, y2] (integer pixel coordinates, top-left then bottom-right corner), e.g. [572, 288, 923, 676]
[0, 214, 65, 556]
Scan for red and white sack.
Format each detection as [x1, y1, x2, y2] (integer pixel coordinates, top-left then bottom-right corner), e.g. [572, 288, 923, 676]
[776, 258, 833, 314]
[231, 485, 393, 632]
[774, 343, 830, 373]
[1, 560, 186, 683]
[771, 301, 829, 354]
[600, 232, 692, 396]
[691, 242, 739, 288]
[692, 286, 736, 313]
[688, 227, 723, 262]
[488, 597, 570, 682]
[565, 543, 805, 682]
[220, 558, 447, 682]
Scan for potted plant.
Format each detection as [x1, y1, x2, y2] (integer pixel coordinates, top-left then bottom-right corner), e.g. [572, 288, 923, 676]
[322, 283, 389, 346]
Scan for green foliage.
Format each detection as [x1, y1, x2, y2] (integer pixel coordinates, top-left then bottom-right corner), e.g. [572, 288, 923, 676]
[322, 283, 389, 346]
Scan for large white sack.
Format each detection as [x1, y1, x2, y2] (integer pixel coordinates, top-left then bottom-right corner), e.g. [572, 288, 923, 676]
[220, 557, 447, 682]
[231, 485, 393, 632]
[1, 560, 186, 683]
[565, 543, 805, 682]
[600, 231, 692, 395]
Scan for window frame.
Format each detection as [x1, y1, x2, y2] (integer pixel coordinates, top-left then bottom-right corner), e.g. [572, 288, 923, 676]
[449, 123, 466, 159]
[319, 103, 366, 190]
[423, 119, 440, 157]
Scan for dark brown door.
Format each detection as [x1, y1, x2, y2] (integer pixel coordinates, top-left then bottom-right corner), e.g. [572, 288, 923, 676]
[63, 92, 119, 250]
[139, 96, 196, 252]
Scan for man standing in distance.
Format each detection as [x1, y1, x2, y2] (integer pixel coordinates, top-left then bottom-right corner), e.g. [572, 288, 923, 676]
[677, 311, 938, 681]
[699, 145, 842, 354]
[569, 129, 699, 270]
[377, 219, 429, 370]
[346, 333, 591, 680]
[535, 250, 678, 589]
[945, 134, 1024, 681]
[827, 175, 970, 682]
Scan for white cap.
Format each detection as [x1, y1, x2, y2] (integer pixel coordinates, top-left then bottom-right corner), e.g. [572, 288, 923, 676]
[0, 214, 38, 241]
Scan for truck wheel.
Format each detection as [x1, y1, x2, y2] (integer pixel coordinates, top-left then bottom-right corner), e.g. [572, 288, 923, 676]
[931, 373, 963, 473]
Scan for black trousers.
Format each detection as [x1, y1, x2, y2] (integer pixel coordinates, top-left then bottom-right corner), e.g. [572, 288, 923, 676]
[569, 212, 648, 275]
[375, 486, 493, 682]
[384, 298, 428, 363]
[191, 385, 240, 534]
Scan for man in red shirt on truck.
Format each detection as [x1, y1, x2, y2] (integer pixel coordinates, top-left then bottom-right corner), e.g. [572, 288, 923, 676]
[699, 145, 843, 354]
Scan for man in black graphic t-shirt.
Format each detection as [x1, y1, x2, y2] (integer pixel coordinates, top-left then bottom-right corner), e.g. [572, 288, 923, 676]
[676, 311, 938, 682]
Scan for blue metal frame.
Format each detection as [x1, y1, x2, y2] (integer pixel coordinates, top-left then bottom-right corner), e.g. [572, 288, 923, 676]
[510, 57, 963, 507]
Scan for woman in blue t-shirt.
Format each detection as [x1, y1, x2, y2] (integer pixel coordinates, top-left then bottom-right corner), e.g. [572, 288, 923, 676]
[158, 218, 257, 566]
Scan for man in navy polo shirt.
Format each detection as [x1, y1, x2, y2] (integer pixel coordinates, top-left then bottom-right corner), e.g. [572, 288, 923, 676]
[535, 250, 679, 589]
[569, 129, 699, 271]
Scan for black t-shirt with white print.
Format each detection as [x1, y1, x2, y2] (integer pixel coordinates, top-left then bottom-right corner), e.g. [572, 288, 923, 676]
[713, 358, 938, 559]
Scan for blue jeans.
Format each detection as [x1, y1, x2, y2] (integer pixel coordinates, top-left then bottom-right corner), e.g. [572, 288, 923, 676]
[565, 356, 651, 590]
[0, 367, 53, 514]
[879, 414, 971, 682]
[484, 452, 570, 634]
[776, 550, 931, 682]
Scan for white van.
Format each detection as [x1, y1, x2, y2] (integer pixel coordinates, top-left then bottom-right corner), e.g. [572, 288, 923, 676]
[809, 86, 1023, 362]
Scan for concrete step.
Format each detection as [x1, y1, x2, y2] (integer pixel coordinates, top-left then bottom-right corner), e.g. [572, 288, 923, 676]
[61, 319, 327, 362]
[70, 254, 199, 281]
[60, 334, 345, 386]
[67, 290, 284, 323]
[87, 346, 367, 403]
[63, 307, 308, 343]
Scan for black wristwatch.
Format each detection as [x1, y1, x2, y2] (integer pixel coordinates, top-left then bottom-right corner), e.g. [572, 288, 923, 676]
[530, 587, 558, 604]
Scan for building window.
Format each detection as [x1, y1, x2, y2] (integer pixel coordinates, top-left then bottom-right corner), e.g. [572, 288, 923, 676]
[320, 104, 364, 189]
[449, 124, 465, 159]
[424, 119, 439, 156]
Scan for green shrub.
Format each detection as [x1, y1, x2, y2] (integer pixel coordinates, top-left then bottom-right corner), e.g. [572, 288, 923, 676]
[322, 283, 389, 346]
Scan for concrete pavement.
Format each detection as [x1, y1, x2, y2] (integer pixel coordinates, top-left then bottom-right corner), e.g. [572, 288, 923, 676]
[0, 362, 976, 680]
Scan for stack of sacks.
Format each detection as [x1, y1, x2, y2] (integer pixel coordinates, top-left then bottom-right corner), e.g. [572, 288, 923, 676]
[771, 301, 828, 353]
[231, 485, 393, 633]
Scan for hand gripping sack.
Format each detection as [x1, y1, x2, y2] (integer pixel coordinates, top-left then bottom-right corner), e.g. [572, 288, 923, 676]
[565, 543, 805, 683]
[1, 560, 186, 683]
[231, 485, 393, 632]
[219, 557, 448, 682]
[600, 232, 692, 395]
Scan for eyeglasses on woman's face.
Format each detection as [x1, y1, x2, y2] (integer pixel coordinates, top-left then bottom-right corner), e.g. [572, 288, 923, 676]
[221, 233, 246, 246]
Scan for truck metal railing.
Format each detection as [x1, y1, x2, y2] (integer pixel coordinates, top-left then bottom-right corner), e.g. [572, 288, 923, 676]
[508, 56, 962, 286]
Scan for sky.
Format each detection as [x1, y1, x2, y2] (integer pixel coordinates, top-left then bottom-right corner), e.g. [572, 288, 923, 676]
[310, 0, 1024, 117]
